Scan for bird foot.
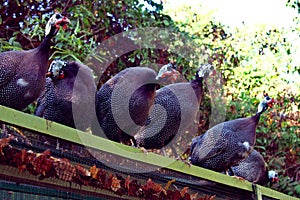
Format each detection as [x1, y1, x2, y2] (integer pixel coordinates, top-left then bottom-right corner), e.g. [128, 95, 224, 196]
[140, 147, 148, 155]
[232, 175, 245, 181]
[176, 156, 192, 167]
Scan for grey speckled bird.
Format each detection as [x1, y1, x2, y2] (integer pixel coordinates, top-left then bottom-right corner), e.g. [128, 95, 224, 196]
[134, 64, 214, 155]
[190, 96, 274, 172]
[35, 60, 96, 131]
[0, 12, 70, 110]
[94, 65, 179, 144]
[230, 149, 279, 185]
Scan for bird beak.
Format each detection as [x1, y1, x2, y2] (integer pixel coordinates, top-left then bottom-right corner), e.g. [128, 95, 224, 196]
[55, 16, 71, 30]
[267, 98, 275, 108]
[46, 72, 52, 77]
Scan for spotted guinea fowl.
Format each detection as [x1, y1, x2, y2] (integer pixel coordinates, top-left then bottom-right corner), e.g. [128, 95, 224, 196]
[94, 65, 179, 144]
[229, 149, 279, 185]
[35, 60, 96, 131]
[0, 12, 70, 111]
[189, 96, 274, 172]
[134, 64, 214, 156]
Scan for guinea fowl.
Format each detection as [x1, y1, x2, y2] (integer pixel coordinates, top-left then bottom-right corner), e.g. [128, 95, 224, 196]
[229, 149, 279, 185]
[35, 60, 96, 131]
[134, 64, 214, 156]
[94, 65, 179, 145]
[189, 96, 274, 172]
[0, 12, 70, 110]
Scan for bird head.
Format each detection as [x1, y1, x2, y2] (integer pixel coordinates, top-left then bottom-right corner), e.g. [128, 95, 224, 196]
[155, 63, 180, 84]
[46, 60, 67, 80]
[268, 170, 279, 184]
[196, 63, 215, 80]
[257, 96, 274, 114]
[45, 12, 70, 37]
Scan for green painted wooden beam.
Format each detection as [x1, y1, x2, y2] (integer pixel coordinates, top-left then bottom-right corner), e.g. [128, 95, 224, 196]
[0, 105, 299, 200]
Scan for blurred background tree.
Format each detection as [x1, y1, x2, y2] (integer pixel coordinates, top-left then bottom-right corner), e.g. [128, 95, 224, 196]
[0, 0, 299, 197]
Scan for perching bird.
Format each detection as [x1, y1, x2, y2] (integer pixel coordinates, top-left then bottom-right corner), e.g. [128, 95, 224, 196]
[190, 96, 274, 172]
[134, 64, 214, 156]
[0, 12, 70, 110]
[93, 65, 179, 145]
[35, 60, 96, 131]
[229, 149, 279, 185]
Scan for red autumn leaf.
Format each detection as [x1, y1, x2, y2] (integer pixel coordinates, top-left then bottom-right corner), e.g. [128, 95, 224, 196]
[97, 168, 107, 185]
[31, 149, 54, 177]
[105, 173, 113, 190]
[76, 164, 91, 177]
[53, 158, 76, 182]
[168, 190, 181, 200]
[14, 149, 27, 172]
[75, 164, 91, 185]
[0, 135, 14, 154]
[125, 175, 131, 190]
[128, 179, 142, 197]
[142, 178, 167, 195]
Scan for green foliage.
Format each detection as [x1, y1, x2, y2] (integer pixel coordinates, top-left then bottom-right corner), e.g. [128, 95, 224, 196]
[165, 2, 299, 197]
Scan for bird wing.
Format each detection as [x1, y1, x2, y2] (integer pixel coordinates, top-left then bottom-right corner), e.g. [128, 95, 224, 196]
[0, 53, 18, 87]
[195, 129, 231, 161]
[96, 84, 112, 122]
[34, 79, 52, 116]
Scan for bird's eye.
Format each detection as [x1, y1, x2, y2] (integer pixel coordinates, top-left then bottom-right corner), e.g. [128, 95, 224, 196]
[266, 96, 270, 100]
[275, 174, 278, 177]
[55, 14, 62, 19]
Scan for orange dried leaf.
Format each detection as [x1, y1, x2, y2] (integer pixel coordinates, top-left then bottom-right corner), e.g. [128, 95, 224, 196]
[90, 164, 99, 179]
[164, 179, 176, 191]
[111, 176, 121, 192]
[180, 187, 189, 197]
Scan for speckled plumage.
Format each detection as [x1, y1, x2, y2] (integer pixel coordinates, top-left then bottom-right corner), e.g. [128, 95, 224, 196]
[35, 61, 96, 131]
[230, 150, 270, 184]
[0, 13, 69, 110]
[134, 80, 201, 150]
[190, 96, 273, 172]
[134, 64, 213, 151]
[94, 67, 161, 144]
